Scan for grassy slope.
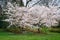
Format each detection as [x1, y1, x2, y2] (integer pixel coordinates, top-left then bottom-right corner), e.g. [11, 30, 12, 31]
[0, 32, 60, 40]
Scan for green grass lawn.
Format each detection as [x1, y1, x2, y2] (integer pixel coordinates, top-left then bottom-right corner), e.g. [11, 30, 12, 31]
[0, 31, 60, 40]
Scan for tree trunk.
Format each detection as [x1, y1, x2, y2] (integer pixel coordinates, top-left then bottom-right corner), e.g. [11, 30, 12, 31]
[17, 0, 24, 6]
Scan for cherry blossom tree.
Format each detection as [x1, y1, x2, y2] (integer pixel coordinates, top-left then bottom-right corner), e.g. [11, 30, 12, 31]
[4, 0, 60, 33]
